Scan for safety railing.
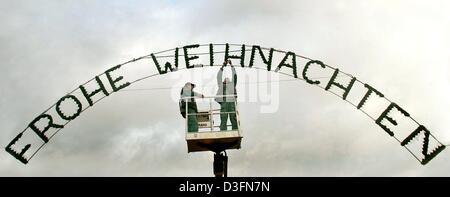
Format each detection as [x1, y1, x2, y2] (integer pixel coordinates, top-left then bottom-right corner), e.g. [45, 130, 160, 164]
[182, 95, 241, 135]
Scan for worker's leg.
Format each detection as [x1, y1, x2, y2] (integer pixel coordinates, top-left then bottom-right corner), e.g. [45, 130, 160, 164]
[187, 108, 198, 132]
[229, 102, 238, 130]
[220, 103, 229, 131]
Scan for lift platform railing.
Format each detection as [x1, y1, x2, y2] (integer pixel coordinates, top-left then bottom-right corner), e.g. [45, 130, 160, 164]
[182, 95, 241, 134]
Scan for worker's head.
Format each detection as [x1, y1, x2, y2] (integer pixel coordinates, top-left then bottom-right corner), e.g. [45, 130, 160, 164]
[185, 82, 195, 89]
[223, 59, 232, 65]
[223, 77, 231, 84]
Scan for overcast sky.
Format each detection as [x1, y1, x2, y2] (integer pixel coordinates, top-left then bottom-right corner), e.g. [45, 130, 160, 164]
[1, 0, 449, 176]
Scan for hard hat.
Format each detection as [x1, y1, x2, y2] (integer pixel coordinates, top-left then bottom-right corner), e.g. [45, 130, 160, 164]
[185, 82, 196, 88]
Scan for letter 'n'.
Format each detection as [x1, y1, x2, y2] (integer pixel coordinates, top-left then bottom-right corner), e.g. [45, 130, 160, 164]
[401, 125, 446, 165]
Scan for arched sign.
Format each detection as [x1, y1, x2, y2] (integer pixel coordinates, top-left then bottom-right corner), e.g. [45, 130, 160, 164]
[5, 43, 446, 165]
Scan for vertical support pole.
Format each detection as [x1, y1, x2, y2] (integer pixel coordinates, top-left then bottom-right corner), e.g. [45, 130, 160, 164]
[234, 97, 241, 134]
[210, 97, 213, 132]
[224, 151, 228, 177]
[213, 152, 223, 177]
[185, 98, 188, 136]
[213, 151, 228, 177]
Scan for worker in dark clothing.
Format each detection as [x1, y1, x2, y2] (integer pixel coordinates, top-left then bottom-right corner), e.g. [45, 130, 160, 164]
[216, 60, 238, 131]
[180, 82, 204, 132]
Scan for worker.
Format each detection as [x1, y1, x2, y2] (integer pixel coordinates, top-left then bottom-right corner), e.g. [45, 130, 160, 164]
[180, 82, 204, 132]
[216, 60, 238, 131]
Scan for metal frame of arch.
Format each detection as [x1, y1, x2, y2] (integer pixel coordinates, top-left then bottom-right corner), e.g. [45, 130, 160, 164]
[5, 43, 446, 165]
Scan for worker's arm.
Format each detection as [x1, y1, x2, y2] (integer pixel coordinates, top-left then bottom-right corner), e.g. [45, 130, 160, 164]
[193, 91, 204, 98]
[217, 66, 224, 86]
[181, 87, 203, 98]
[231, 65, 237, 88]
